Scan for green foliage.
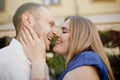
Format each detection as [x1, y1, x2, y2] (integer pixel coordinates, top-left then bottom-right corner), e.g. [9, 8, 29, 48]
[99, 31, 120, 48]
[47, 54, 65, 80]
[50, 36, 57, 52]
[47, 36, 65, 80]
[99, 30, 120, 80]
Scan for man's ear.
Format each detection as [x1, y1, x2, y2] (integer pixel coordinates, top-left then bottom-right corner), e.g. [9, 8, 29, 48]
[21, 13, 34, 27]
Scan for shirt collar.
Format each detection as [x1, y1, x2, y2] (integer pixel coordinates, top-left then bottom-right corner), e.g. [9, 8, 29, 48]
[9, 38, 31, 65]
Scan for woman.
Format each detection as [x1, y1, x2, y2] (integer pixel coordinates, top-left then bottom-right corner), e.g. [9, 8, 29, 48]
[21, 16, 115, 80]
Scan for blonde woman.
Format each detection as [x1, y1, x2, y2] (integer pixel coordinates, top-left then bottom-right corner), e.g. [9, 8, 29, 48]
[21, 16, 115, 80]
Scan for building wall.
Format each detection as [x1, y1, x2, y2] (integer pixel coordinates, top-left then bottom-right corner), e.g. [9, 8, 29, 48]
[77, 0, 120, 15]
[0, 0, 42, 24]
[49, 0, 120, 17]
[0, 0, 120, 23]
[0, 0, 120, 31]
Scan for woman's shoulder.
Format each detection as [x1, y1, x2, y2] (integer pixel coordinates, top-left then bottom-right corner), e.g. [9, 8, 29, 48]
[79, 51, 100, 58]
[70, 51, 102, 65]
[66, 51, 108, 80]
[63, 66, 100, 80]
[79, 51, 102, 63]
[59, 51, 108, 80]
[67, 51, 106, 72]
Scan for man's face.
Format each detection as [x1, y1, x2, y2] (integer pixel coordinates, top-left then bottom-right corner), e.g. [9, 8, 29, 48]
[32, 7, 55, 51]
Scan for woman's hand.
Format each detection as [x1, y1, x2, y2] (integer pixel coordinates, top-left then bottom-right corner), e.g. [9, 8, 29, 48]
[20, 26, 46, 80]
[20, 26, 46, 62]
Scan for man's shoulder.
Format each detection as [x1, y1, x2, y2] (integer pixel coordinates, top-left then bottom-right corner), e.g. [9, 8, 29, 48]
[0, 46, 11, 55]
[0, 46, 14, 62]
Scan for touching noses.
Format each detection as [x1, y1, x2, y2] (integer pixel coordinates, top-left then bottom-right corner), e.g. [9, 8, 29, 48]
[52, 29, 60, 38]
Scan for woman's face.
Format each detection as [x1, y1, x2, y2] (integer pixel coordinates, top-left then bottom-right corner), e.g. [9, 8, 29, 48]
[53, 19, 71, 58]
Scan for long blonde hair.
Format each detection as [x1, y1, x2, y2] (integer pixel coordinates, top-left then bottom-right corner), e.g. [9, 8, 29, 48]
[65, 16, 115, 80]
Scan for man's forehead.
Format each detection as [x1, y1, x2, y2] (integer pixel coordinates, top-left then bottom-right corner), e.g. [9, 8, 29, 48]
[39, 7, 54, 19]
[39, 7, 52, 16]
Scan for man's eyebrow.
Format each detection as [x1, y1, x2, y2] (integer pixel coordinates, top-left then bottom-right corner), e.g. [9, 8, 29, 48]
[49, 20, 55, 26]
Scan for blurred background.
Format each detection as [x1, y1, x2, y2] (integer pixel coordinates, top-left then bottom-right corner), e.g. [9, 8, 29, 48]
[0, 0, 120, 80]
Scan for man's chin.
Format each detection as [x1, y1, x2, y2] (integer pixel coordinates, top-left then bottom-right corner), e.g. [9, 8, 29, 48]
[46, 47, 50, 52]
[46, 45, 55, 52]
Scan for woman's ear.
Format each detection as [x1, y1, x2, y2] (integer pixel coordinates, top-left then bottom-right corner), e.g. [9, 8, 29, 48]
[21, 13, 34, 27]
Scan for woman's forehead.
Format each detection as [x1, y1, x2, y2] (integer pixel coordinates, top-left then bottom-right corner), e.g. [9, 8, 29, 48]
[63, 19, 71, 28]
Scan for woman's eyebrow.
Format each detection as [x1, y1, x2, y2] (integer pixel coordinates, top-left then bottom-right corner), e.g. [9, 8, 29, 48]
[61, 27, 70, 31]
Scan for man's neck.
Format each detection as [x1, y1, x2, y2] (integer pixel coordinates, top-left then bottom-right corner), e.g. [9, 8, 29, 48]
[15, 29, 23, 44]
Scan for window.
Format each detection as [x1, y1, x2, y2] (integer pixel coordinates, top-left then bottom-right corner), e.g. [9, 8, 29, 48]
[0, 0, 5, 11]
[43, 0, 60, 6]
[93, 0, 115, 1]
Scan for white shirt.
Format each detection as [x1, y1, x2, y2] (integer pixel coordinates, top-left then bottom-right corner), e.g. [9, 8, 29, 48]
[0, 38, 50, 80]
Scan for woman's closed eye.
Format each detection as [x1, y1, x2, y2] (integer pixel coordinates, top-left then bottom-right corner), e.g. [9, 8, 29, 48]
[61, 27, 70, 34]
[62, 30, 68, 34]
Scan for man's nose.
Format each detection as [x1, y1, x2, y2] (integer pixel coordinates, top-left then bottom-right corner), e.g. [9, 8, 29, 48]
[52, 30, 60, 38]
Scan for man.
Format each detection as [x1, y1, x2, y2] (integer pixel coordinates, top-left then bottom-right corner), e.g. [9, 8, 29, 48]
[0, 2, 56, 80]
